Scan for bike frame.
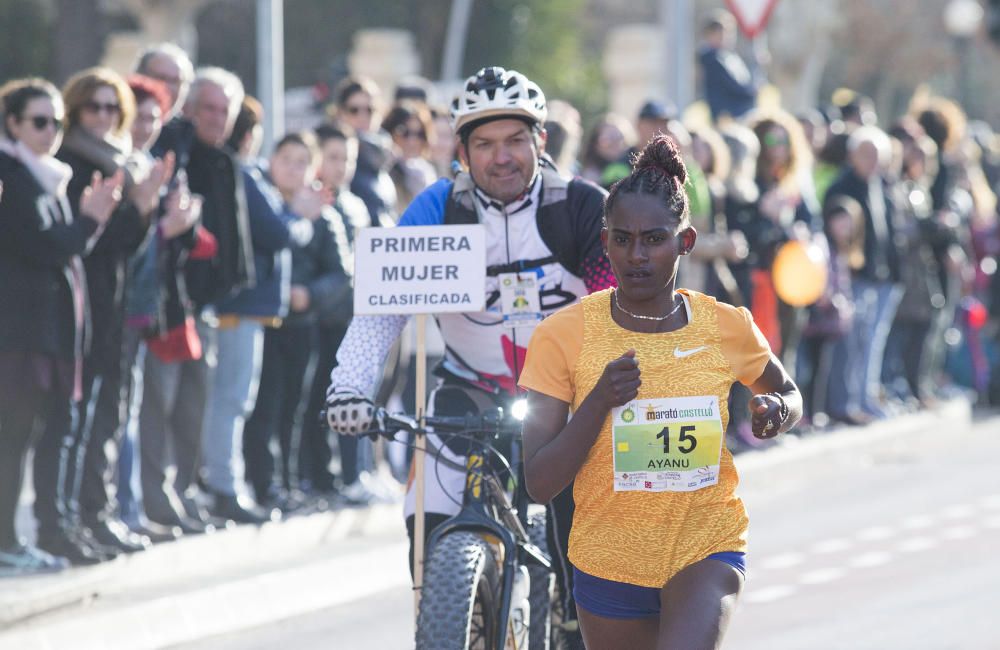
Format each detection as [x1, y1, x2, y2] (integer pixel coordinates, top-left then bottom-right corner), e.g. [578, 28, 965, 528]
[424, 437, 551, 648]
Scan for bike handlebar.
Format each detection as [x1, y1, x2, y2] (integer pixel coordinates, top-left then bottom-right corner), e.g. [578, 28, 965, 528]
[321, 407, 523, 439]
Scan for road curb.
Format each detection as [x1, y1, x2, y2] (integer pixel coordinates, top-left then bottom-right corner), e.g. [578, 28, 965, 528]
[0, 501, 403, 635]
[0, 540, 411, 650]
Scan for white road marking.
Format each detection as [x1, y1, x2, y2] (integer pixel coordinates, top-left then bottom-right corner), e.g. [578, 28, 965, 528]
[897, 536, 938, 553]
[848, 551, 893, 569]
[942, 504, 976, 519]
[798, 567, 846, 585]
[743, 585, 797, 604]
[981, 494, 1000, 509]
[856, 526, 895, 542]
[984, 515, 1000, 529]
[900, 515, 935, 529]
[758, 553, 805, 570]
[940, 526, 976, 541]
[809, 538, 853, 554]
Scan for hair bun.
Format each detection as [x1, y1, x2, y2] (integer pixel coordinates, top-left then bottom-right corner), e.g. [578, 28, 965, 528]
[633, 134, 687, 186]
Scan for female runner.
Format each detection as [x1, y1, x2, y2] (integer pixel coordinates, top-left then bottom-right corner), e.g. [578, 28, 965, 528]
[519, 134, 802, 649]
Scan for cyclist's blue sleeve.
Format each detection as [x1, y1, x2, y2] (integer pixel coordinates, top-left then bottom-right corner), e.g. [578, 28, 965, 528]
[397, 179, 452, 227]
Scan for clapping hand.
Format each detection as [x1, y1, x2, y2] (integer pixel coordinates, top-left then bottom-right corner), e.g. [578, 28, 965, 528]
[290, 181, 333, 221]
[80, 169, 124, 226]
[129, 151, 176, 216]
[159, 181, 203, 240]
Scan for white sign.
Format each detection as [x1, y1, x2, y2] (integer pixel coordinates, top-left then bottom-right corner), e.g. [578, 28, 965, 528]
[353, 225, 486, 315]
[724, 0, 780, 38]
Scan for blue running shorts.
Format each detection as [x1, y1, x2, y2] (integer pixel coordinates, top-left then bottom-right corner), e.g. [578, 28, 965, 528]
[573, 552, 747, 619]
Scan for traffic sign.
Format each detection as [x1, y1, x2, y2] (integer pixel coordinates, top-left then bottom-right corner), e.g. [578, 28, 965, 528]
[724, 0, 780, 39]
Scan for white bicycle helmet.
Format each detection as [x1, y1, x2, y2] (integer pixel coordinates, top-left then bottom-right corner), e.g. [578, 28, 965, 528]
[450, 66, 547, 135]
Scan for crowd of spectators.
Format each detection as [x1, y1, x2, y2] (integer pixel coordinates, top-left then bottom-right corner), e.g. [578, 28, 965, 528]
[2, 10, 998, 574]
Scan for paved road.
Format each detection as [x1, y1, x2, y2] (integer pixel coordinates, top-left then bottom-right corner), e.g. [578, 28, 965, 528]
[726, 411, 1000, 649]
[181, 412, 1000, 650]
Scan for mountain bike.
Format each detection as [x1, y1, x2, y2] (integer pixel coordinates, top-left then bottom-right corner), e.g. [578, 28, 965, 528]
[364, 406, 557, 650]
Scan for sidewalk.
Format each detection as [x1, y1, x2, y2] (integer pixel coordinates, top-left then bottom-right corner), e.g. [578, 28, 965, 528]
[0, 398, 973, 650]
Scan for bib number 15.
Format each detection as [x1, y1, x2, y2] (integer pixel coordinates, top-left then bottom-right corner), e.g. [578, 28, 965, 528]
[655, 425, 697, 454]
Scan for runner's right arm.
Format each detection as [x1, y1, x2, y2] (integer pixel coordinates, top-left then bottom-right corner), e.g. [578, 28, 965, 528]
[522, 351, 639, 504]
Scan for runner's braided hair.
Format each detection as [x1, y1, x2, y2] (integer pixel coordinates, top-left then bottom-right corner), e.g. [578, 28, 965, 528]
[604, 133, 690, 229]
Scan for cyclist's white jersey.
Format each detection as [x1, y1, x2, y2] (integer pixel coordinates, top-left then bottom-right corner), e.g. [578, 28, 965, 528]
[329, 165, 613, 515]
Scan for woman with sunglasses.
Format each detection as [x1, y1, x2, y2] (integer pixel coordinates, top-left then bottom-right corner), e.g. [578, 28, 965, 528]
[33, 67, 175, 561]
[0, 77, 122, 572]
[329, 76, 397, 227]
[381, 100, 437, 211]
[745, 111, 822, 393]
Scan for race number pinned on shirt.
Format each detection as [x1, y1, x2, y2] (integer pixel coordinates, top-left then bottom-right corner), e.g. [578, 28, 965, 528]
[611, 396, 724, 492]
[498, 273, 542, 328]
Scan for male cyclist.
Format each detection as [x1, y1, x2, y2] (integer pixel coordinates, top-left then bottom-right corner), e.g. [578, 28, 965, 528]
[326, 67, 613, 645]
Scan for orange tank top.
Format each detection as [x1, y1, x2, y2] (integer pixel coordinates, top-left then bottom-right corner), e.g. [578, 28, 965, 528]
[569, 288, 749, 588]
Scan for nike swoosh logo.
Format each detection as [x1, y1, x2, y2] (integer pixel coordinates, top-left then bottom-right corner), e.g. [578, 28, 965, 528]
[673, 346, 707, 358]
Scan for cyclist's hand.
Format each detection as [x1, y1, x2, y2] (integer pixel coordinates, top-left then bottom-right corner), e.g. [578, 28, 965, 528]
[325, 386, 375, 435]
[591, 349, 641, 410]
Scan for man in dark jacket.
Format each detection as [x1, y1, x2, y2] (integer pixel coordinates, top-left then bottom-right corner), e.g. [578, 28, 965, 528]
[138, 67, 254, 532]
[198, 99, 320, 523]
[824, 126, 904, 422]
[698, 10, 761, 123]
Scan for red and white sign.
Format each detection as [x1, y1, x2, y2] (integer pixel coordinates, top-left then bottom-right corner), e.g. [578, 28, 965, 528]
[724, 0, 780, 39]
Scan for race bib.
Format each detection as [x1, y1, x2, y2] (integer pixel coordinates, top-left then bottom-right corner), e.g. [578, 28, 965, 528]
[498, 272, 542, 328]
[611, 396, 724, 492]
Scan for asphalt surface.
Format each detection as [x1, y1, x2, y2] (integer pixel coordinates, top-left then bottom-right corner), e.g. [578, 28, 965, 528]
[180, 410, 1000, 650]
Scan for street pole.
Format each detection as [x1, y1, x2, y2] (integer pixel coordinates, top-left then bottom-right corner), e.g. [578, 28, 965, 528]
[441, 0, 474, 81]
[256, 0, 284, 156]
[956, 36, 971, 113]
[660, 0, 694, 109]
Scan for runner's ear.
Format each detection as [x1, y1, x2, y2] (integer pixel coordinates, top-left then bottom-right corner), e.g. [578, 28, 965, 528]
[679, 226, 697, 255]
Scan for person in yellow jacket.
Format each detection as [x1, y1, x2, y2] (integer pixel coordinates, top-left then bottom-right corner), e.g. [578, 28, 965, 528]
[520, 133, 802, 649]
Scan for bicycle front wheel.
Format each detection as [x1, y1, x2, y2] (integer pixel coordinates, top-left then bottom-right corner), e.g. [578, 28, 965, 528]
[416, 531, 501, 650]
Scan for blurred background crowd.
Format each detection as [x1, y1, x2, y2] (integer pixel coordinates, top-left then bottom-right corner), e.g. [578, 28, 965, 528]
[1, 0, 999, 575]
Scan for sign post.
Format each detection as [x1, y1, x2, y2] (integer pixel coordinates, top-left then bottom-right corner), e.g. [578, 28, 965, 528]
[353, 224, 486, 613]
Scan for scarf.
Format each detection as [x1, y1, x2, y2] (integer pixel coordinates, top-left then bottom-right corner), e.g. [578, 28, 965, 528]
[0, 137, 73, 197]
[60, 127, 138, 189]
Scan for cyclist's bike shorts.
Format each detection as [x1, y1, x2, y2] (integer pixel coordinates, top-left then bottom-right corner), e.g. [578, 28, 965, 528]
[572, 552, 747, 619]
